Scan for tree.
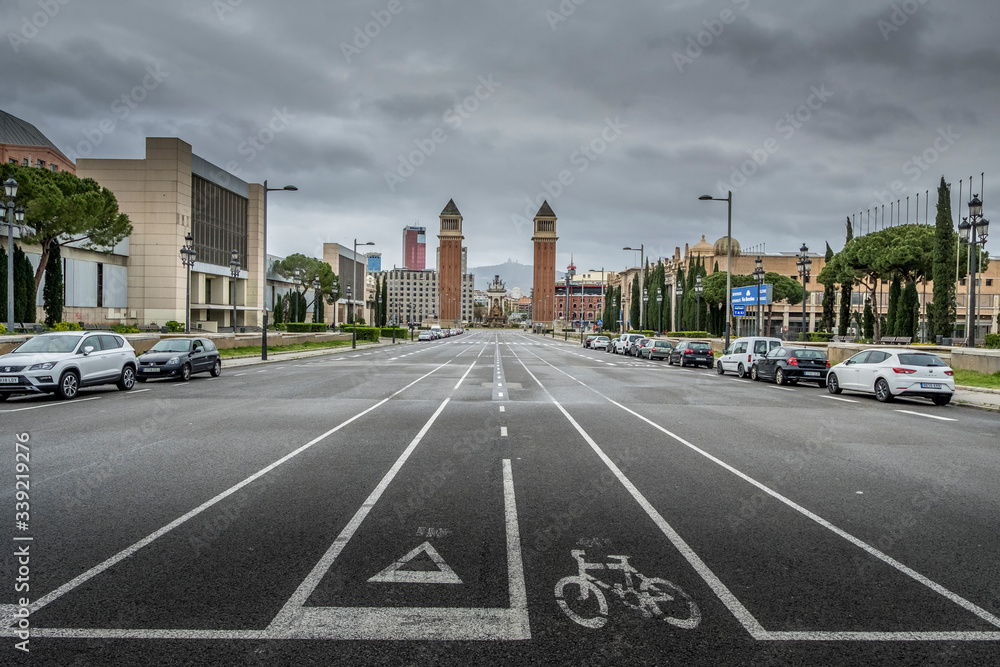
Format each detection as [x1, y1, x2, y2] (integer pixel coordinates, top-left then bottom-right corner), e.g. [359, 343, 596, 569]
[765, 272, 804, 336]
[0, 164, 132, 300]
[863, 299, 875, 340]
[839, 217, 854, 335]
[14, 245, 34, 323]
[43, 240, 63, 326]
[0, 245, 6, 323]
[271, 253, 340, 317]
[821, 242, 836, 331]
[380, 275, 388, 327]
[886, 275, 901, 336]
[929, 177, 957, 337]
[897, 280, 919, 340]
[629, 275, 640, 330]
[272, 293, 284, 325]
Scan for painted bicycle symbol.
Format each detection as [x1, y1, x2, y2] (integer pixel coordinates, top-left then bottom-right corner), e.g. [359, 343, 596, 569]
[554, 549, 701, 630]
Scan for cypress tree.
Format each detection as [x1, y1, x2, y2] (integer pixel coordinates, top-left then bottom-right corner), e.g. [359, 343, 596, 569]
[886, 275, 901, 336]
[898, 280, 919, 339]
[629, 274, 640, 330]
[839, 217, 854, 335]
[930, 177, 957, 337]
[0, 244, 6, 323]
[14, 245, 34, 323]
[863, 298, 875, 340]
[380, 275, 388, 326]
[821, 242, 836, 331]
[272, 293, 284, 325]
[43, 241, 64, 326]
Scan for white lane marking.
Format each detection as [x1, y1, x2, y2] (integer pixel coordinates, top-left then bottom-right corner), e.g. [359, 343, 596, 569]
[256, 370, 267, 373]
[503, 459, 529, 613]
[389, 358, 398, 361]
[368, 541, 462, 584]
[768, 386, 796, 392]
[821, 395, 858, 403]
[511, 343, 1000, 636]
[124, 388, 151, 395]
[268, 397, 452, 631]
[500, 426, 508, 437]
[0, 396, 101, 413]
[454, 360, 476, 389]
[234, 373, 247, 377]
[498, 392, 504, 398]
[497, 383, 503, 387]
[8, 356, 461, 624]
[500, 406, 505, 413]
[351, 354, 361, 358]
[895, 409, 956, 422]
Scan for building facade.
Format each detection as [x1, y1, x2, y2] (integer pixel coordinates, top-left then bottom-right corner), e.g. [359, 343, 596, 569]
[322, 243, 368, 325]
[437, 200, 464, 324]
[366, 252, 382, 273]
[1, 110, 75, 174]
[531, 201, 558, 328]
[402, 225, 426, 271]
[385, 268, 474, 326]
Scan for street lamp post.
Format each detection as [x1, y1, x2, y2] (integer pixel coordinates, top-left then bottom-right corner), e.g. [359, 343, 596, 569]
[262, 181, 297, 360]
[3, 178, 25, 333]
[699, 191, 733, 348]
[312, 276, 321, 325]
[642, 287, 648, 332]
[675, 282, 684, 332]
[347, 284, 355, 349]
[353, 239, 375, 330]
[408, 306, 413, 341]
[695, 275, 703, 332]
[753, 256, 765, 336]
[959, 195, 989, 347]
[293, 267, 303, 323]
[179, 232, 197, 334]
[796, 244, 812, 341]
[656, 287, 663, 335]
[623, 244, 645, 329]
[229, 248, 240, 334]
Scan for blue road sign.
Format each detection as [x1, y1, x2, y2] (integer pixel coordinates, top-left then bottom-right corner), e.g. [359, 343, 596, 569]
[733, 305, 746, 317]
[731, 284, 772, 306]
[596, 319, 603, 327]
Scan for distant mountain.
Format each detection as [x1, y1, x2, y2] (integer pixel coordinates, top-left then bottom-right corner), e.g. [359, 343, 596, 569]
[470, 259, 564, 292]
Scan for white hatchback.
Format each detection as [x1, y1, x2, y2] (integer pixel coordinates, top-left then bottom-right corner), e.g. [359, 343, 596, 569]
[826, 349, 955, 405]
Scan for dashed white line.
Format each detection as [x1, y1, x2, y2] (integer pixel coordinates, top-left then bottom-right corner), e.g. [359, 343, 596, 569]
[0, 396, 101, 413]
[820, 395, 858, 403]
[500, 426, 508, 437]
[895, 409, 956, 422]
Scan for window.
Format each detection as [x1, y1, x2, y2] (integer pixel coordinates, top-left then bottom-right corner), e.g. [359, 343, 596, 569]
[37, 159, 45, 169]
[987, 279, 993, 287]
[97, 263, 104, 308]
[754, 340, 768, 355]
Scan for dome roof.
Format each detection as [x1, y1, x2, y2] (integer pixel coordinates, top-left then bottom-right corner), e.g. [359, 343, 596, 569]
[690, 235, 713, 256]
[713, 236, 741, 256]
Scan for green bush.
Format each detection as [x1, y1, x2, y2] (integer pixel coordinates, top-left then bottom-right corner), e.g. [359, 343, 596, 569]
[985, 333, 1000, 349]
[112, 324, 140, 334]
[341, 325, 379, 342]
[0, 323, 5, 334]
[379, 327, 406, 337]
[665, 331, 711, 338]
[285, 323, 329, 333]
[165, 320, 184, 333]
[807, 332, 835, 342]
[52, 321, 83, 331]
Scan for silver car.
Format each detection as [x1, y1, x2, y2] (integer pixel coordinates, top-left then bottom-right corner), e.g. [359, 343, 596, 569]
[0, 331, 137, 400]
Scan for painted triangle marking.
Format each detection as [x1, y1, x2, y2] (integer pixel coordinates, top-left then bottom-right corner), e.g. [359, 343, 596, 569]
[367, 541, 463, 584]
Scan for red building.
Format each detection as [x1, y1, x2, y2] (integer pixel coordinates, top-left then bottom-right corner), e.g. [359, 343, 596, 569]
[402, 225, 426, 271]
[555, 284, 604, 326]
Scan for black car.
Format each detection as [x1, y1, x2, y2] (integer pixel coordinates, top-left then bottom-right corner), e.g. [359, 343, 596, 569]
[137, 338, 222, 382]
[668, 340, 714, 368]
[751, 346, 829, 386]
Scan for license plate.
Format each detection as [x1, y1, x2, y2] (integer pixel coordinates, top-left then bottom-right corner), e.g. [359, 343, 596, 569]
[805, 371, 820, 377]
[143, 367, 161, 373]
[0, 376, 17, 384]
[921, 383, 942, 389]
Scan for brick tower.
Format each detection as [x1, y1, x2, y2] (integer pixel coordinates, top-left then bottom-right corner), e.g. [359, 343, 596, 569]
[438, 199, 464, 325]
[531, 201, 558, 329]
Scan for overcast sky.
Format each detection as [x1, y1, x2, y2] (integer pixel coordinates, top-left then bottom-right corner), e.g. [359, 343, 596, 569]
[5, 0, 1000, 282]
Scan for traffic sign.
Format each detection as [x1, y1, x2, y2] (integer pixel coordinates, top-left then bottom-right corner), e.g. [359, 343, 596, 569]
[733, 305, 746, 317]
[731, 284, 772, 305]
[596, 319, 603, 327]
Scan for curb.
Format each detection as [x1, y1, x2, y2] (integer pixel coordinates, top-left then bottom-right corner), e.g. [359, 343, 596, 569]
[221, 339, 412, 368]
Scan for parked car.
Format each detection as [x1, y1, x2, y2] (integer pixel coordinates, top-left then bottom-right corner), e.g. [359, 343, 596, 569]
[137, 338, 222, 382]
[591, 336, 611, 350]
[0, 331, 137, 400]
[717, 336, 783, 377]
[641, 339, 674, 360]
[418, 330, 433, 341]
[615, 333, 645, 355]
[606, 337, 619, 353]
[583, 335, 597, 349]
[826, 349, 955, 405]
[668, 340, 714, 368]
[628, 337, 649, 357]
[751, 346, 830, 386]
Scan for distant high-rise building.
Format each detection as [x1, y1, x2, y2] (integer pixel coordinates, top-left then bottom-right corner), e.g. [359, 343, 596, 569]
[366, 252, 381, 272]
[402, 225, 426, 270]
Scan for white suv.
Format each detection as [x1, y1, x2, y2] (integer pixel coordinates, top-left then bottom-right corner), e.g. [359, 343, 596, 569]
[614, 333, 645, 355]
[0, 331, 137, 400]
[717, 336, 782, 377]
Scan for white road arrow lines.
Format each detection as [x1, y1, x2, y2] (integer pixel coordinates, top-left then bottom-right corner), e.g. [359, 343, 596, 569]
[367, 542, 462, 585]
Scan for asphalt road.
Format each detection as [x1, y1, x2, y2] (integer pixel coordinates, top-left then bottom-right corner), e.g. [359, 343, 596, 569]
[2, 331, 999, 666]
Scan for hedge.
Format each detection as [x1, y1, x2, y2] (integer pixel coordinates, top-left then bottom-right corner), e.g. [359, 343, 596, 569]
[380, 327, 406, 337]
[52, 322, 83, 331]
[985, 333, 1000, 349]
[665, 331, 711, 338]
[285, 323, 329, 333]
[340, 325, 379, 342]
[806, 332, 835, 342]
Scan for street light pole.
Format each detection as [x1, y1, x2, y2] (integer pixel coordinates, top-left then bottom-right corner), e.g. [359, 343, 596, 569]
[293, 267, 303, 323]
[262, 181, 297, 360]
[753, 256, 765, 337]
[3, 178, 24, 334]
[959, 195, 989, 347]
[312, 276, 321, 325]
[699, 191, 733, 348]
[623, 244, 644, 329]
[229, 248, 240, 334]
[179, 232, 197, 334]
[353, 239, 375, 329]
[695, 275, 703, 332]
[675, 282, 684, 332]
[347, 284, 355, 349]
[656, 287, 663, 335]
[796, 243, 812, 341]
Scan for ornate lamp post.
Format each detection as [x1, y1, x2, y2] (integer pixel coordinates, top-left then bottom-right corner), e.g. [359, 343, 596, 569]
[3, 178, 25, 333]
[347, 284, 356, 349]
[699, 191, 733, 348]
[179, 232, 197, 334]
[753, 256, 765, 336]
[796, 243, 812, 341]
[312, 276, 321, 325]
[293, 268, 304, 323]
[642, 287, 648, 331]
[959, 195, 989, 346]
[695, 275, 703, 332]
[675, 282, 684, 332]
[656, 287, 663, 334]
[229, 248, 240, 333]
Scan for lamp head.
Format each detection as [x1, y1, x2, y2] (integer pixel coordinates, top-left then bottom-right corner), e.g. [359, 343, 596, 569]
[799, 243, 809, 255]
[185, 232, 193, 244]
[3, 178, 17, 199]
[958, 217, 971, 242]
[968, 195, 983, 218]
[698, 195, 713, 200]
[14, 206, 25, 224]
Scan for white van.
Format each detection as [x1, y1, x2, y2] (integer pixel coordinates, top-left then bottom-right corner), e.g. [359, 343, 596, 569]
[717, 336, 783, 377]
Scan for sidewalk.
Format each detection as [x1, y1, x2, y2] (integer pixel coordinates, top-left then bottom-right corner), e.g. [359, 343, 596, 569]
[953, 385, 1000, 412]
[221, 338, 412, 368]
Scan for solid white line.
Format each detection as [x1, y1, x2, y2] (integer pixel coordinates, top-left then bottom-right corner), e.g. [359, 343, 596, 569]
[767, 386, 796, 392]
[499, 406, 505, 413]
[762, 630, 1000, 642]
[454, 360, 476, 389]
[0, 396, 101, 412]
[503, 459, 529, 615]
[500, 426, 508, 437]
[267, 397, 452, 633]
[233, 373, 247, 377]
[895, 409, 956, 422]
[124, 388, 151, 395]
[820, 395, 858, 403]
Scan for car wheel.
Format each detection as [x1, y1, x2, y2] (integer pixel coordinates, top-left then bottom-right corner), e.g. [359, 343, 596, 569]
[57, 371, 79, 400]
[874, 378, 894, 402]
[680, 355, 686, 367]
[737, 363, 746, 378]
[931, 395, 951, 406]
[716, 361, 724, 375]
[827, 373, 842, 394]
[750, 365, 759, 381]
[210, 360, 222, 377]
[180, 363, 192, 382]
[117, 366, 136, 391]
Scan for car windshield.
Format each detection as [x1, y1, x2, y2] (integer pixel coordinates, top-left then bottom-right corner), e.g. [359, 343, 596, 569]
[148, 340, 192, 353]
[689, 343, 712, 351]
[12, 335, 83, 354]
[792, 350, 826, 359]
[654, 341, 671, 348]
[596, 337, 609, 341]
[898, 353, 946, 367]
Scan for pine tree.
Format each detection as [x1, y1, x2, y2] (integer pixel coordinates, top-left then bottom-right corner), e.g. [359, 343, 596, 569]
[839, 217, 854, 335]
[886, 275, 901, 336]
[930, 177, 957, 337]
[821, 242, 836, 331]
[43, 241, 63, 326]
